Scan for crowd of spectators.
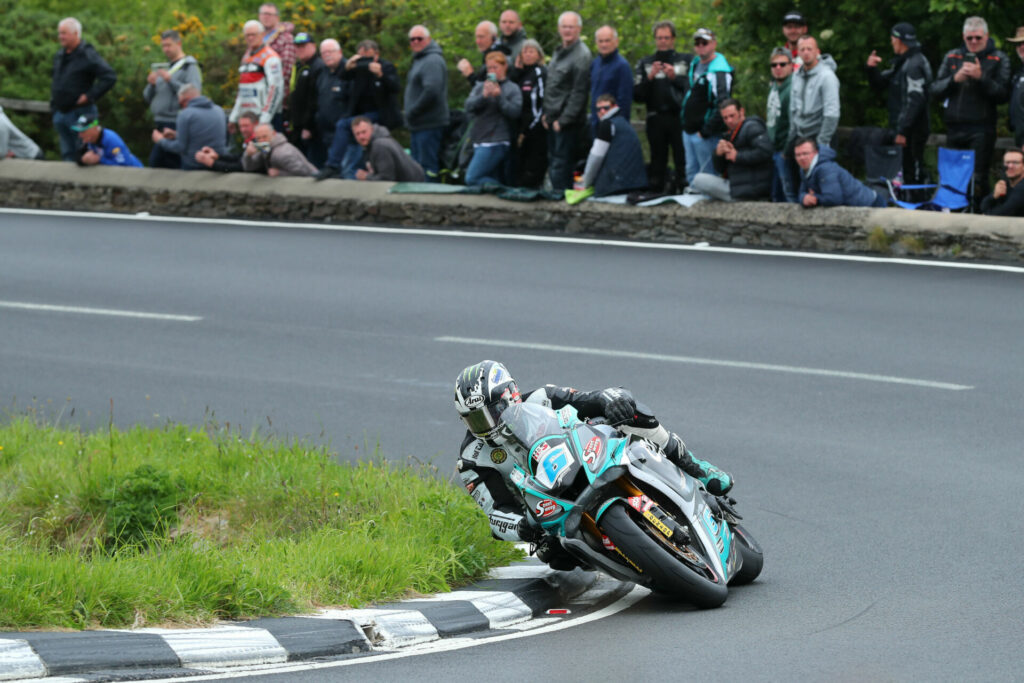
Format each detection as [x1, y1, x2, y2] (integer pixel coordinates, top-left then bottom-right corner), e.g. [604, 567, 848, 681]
[2, 5, 1023, 217]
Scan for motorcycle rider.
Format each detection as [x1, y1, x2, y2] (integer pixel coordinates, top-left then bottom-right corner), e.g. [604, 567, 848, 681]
[454, 360, 733, 569]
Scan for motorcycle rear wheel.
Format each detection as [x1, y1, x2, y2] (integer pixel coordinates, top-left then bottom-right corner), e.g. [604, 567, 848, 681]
[728, 523, 764, 586]
[600, 503, 728, 608]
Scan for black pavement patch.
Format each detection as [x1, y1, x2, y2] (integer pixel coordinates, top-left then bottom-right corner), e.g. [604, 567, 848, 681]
[238, 617, 370, 660]
[3, 631, 179, 676]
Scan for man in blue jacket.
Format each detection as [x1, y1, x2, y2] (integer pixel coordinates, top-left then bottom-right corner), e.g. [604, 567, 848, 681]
[795, 137, 886, 207]
[72, 115, 142, 168]
[589, 25, 632, 135]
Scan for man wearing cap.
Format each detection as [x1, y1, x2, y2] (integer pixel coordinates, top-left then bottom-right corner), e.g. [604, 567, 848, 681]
[51, 17, 117, 162]
[866, 22, 933, 185]
[144, 29, 202, 169]
[680, 27, 733, 184]
[151, 84, 227, 171]
[543, 12, 592, 192]
[229, 20, 285, 132]
[1007, 27, 1024, 149]
[286, 32, 324, 161]
[930, 16, 1010, 206]
[72, 115, 142, 168]
[781, 11, 808, 64]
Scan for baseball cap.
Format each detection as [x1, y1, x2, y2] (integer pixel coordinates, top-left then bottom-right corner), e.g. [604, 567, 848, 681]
[782, 10, 807, 26]
[294, 32, 314, 45]
[693, 28, 715, 41]
[70, 115, 98, 132]
[891, 22, 919, 48]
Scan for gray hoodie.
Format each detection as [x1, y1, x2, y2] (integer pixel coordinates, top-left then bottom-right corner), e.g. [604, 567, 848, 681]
[464, 78, 522, 144]
[788, 54, 840, 147]
[143, 55, 202, 125]
[363, 124, 426, 181]
[403, 41, 449, 131]
[157, 96, 227, 170]
[241, 132, 318, 176]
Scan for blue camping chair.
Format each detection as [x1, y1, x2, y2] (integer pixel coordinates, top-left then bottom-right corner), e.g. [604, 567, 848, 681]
[889, 147, 975, 211]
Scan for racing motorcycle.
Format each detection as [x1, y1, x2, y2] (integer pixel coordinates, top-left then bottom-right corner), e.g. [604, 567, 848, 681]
[496, 401, 763, 608]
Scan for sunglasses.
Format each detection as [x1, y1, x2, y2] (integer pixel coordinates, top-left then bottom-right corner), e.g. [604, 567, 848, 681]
[770, 61, 791, 67]
[694, 39, 709, 46]
[409, 36, 425, 43]
[596, 105, 612, 111]
[964, 35, 985, 41]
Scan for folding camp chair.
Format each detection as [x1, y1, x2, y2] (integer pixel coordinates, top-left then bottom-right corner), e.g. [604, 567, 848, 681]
[863, 145, 903, 196]
[889, 147, 975, 212]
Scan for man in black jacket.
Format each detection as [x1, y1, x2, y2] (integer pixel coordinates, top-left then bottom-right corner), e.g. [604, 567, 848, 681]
[51, 17, 117, 161]
[930, 16, 1010, 205]
[866, 22, 933, 185]
[690, 98, 773, 201]
[1007, 27, 1024, 149]
[981, 148, 1024, 216]
[633, 20, 691, 193]
[286, 32, 324, 164]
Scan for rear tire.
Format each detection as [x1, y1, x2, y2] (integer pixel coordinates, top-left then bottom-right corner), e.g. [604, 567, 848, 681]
[728, 523, 764, 586]
[600, 503, 728, 608]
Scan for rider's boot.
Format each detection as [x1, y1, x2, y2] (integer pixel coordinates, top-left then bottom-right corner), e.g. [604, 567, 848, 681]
[664, 433, 733, 495]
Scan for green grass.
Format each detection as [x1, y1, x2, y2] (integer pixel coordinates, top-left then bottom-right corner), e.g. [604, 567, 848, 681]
[0, 414, 520, 630]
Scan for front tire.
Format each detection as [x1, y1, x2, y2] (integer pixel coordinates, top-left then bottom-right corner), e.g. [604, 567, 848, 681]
[599, 503, 728, 608]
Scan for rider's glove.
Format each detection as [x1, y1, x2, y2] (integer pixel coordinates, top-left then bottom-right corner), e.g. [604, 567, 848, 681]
[599, 388, 636, 425]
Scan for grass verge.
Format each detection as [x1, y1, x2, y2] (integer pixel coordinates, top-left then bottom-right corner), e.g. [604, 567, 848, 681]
[0, 415, 520, 630]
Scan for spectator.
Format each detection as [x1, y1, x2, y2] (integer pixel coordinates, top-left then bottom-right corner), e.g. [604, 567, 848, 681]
[499, 10, 528, 72]
[794, 137, 887, 208]
[51, 17, 117, 162]
[229, 20, 284, 131]
[151, 84, 227, 170]
[71, 114, 142, 168]
[930, 16, 1011, 205]
[195, 112, 259, 172]
[144, 29, 202, 169]
[781, 10, 808, 64]
[241, 122, 317, 176]
[404, 25, 450, 179]
[981, 149, 1024, 216]
[543, 11, 591, 192]
[286, 32, 323, 161]
[589, 26, 633, 135]
[766, 47, 797, 202]
[788, 35, 839, 151]
[464, 51, 522, 186]
[577, 93, 647, 197]
[351, 116, 425, 182]
[680, 28, 733, 184]
[1009, 27, 1024, 148]
[258, 2, 295, 129]
[0, 106, 44, 159]
[866, 22, 933, 185]
[457, 21, 508, 87]
[691, 98, 773, 201]
[634, 20, 691, 193]
[316, 40, 401, 180]
[515, 39, 548, 188]
[314, 39, 347, 162]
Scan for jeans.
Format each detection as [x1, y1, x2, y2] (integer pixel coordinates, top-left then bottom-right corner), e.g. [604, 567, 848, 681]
[547, 124, 582, 192]
[465, 144, 509, 186]
[683, 131, 719, 184]
[53, 104, 98, 162]
[771, 151, 798, 203]
[410, 126, 444, 180]
[325, 111, 379, 175]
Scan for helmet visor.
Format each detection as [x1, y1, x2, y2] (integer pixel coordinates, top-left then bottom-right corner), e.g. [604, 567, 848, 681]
[462, 404, 500, 437]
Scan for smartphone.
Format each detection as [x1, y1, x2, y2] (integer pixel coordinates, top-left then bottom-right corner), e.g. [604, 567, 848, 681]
[486, 73, 497, 82]
[964, 52, 977, 63]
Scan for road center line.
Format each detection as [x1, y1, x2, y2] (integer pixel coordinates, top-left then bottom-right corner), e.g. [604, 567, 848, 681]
[0, 300, 202, 322]
[436, 336, 973, 391]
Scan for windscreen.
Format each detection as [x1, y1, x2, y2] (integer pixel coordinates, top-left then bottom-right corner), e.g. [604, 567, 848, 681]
[499, 402, 564, 451]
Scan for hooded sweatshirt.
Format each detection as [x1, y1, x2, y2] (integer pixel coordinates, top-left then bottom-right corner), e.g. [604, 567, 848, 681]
[362, 124, 426, 182]
[241, 132, 317, 176]
[798, 145, 885, 207]
[789, 54, 840, 147]
[143, 55, 202, 125]
[158, 96, 227, 170]
[404, 41, 450, 131]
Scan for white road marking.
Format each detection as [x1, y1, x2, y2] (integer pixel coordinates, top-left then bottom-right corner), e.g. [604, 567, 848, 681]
[436, 336, 974, 391]
[0, 300, 201, 322]
[0, 639, 46, 681]
[3, 207, 1022, 274]
[133, 585, 652, 681]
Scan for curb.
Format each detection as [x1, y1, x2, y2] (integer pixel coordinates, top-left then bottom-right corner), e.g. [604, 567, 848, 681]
[0, 562, 618, 681]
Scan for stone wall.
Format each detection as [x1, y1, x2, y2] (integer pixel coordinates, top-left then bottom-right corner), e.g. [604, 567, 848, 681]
[1, 160, 1022, 263]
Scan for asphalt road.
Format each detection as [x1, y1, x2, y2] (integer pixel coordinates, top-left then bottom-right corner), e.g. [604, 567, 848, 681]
[2, 210, 1023, 681]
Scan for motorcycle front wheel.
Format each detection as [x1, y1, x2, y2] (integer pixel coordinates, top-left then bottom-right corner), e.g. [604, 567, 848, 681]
[599, 502, 728, 608]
